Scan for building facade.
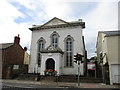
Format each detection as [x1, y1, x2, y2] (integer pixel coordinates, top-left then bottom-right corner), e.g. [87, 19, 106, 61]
[96, 30, 120, 85]
[29, 17, 86, 76]
[0, 35, 27, 79]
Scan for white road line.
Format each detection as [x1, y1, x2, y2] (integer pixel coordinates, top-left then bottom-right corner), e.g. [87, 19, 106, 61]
[3, 84, 33, 88]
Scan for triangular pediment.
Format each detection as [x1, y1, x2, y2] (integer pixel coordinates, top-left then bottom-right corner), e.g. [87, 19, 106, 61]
[41, 45, 63, 53]
[42, 17, 68, 26]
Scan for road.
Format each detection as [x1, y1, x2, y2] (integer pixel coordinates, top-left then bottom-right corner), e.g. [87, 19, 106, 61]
[2, 81, 119, 90]
[2, 82, 76, 90]
[2, 81, 60, 88]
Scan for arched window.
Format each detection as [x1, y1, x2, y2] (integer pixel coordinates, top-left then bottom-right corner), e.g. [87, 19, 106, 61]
[38, 40, 44, 52]
[37, 37, 45, 66]
[51, 31, 59, 48]
[64, 35, 74, 67]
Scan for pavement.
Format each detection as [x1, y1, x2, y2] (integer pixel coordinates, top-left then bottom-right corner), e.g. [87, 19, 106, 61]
[1, 79, 120, 89]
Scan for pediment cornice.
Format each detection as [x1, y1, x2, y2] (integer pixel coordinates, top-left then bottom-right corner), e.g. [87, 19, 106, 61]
[29, 17, 85, 31]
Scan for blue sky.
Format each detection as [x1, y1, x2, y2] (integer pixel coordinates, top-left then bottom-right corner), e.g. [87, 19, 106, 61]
[0, 0, 118, 58]
[14, 2, 98, 25]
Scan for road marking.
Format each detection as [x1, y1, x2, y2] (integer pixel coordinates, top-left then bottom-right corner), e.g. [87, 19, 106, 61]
[3, 84, 34, 88]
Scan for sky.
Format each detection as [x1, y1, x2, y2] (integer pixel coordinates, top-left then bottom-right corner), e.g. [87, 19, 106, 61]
[0, 0, 119, 58]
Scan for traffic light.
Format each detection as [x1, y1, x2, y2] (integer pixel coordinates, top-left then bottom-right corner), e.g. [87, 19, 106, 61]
[74, 54, 78, 63]
[81, 60, 84, 63]
[74, 53, 84, 61]
[74, 60, 77, 63]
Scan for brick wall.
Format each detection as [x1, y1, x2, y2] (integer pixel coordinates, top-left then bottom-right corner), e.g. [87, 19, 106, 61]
[5, 44, 24, 65]
[2, 44, 25, 79]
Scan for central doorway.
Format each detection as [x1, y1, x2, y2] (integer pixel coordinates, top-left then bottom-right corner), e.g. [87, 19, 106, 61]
[46, 58, 55, 70]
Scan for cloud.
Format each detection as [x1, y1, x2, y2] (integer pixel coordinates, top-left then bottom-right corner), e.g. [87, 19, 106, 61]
[0, 0, 31, 51]
[33, 0, 73, 23]
[8, 0, 39, 10]
[0, 0, 24, 20]
[84, 2, 118, 41]
[0, 0, 118, 57]
[82, 2, 118, 58]
[0, 0, 73, 53]
[8, 0, 73, 24]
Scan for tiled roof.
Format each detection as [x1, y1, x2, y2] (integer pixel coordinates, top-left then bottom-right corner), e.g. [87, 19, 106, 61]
[0, 43, 13, 49]
[99, 30, 120, 37]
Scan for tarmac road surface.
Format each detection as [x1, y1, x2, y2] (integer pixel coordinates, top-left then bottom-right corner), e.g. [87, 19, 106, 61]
[1, 79, 119, 90]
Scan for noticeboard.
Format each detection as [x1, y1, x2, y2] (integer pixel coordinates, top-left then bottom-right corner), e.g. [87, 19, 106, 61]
[87, 63, 96, 70]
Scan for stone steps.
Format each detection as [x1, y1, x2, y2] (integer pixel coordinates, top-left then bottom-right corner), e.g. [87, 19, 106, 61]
[17, 74, 102, 83]
[42, 76, 55, 81]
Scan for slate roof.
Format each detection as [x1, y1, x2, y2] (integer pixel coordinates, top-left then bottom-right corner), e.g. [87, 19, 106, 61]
[99, 30, 120, 37]
[0, 43, 13, 49]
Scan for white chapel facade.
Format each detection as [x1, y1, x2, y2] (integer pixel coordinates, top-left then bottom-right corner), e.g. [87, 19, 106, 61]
[29, 17, 86, 76]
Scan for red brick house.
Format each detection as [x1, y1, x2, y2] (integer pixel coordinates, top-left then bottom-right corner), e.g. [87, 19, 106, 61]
[0, 35, 27, 79]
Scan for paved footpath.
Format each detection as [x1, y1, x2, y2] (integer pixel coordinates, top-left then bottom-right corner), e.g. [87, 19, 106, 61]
[2, 79, 120, 89]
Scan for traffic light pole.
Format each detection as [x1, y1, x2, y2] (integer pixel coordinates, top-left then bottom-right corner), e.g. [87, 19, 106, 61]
[78, 61, 80, 86]
[74, 53, 84, 86]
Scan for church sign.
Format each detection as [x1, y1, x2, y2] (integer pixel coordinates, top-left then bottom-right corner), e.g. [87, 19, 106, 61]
[87, 63, 96, 70]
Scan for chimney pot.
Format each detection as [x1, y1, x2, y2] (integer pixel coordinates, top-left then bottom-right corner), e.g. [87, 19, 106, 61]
[14, 35, 20, 44]
[78, 19, 82, 22]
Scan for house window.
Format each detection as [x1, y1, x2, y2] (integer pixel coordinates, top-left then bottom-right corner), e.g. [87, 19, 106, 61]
[37, 37, 45, 66]
[51, 31, 59, 48]
[13, 65, 19, 69]
[37, 53, 41, 66]
[65, 35, 74, 67]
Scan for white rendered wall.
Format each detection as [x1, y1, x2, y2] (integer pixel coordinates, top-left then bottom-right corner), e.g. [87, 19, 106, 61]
[110, 64, 120, 84]
[106, 36, 120, 85]
[40, 53, 62, 75]
[29, 26, 84, 75]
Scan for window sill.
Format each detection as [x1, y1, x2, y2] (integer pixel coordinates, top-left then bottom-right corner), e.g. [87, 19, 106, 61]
[38, 65, 41, 67]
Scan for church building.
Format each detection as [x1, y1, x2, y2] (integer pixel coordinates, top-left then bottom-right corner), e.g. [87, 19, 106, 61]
[29, 17, 86, 76]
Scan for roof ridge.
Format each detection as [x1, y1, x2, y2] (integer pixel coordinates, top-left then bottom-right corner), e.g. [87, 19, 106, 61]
[0, 42, 14, 44]
[99, 30, 120, 33]
[0, 43, 14, 49]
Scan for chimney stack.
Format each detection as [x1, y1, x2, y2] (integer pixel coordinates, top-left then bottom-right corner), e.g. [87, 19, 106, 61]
[24, 47, 27, 51]
[78, 19, 82, 22]
[14, 34, 20, 44]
